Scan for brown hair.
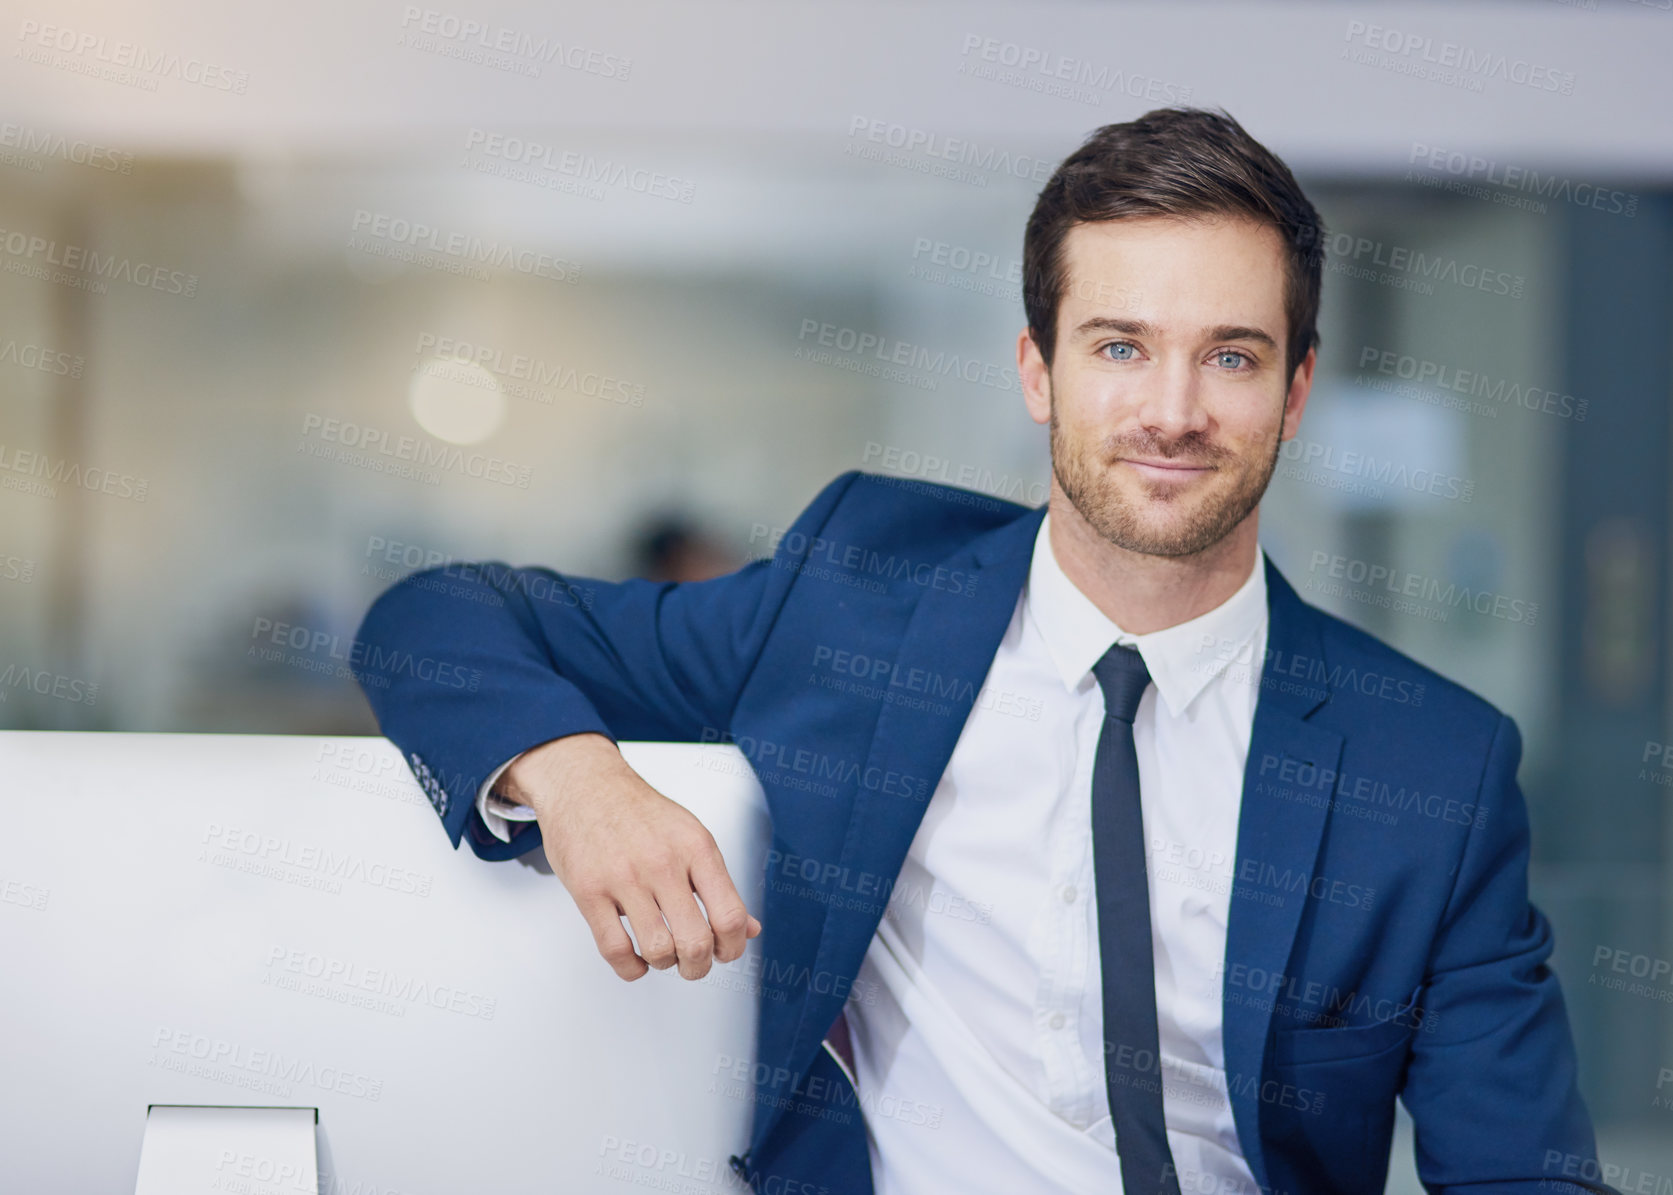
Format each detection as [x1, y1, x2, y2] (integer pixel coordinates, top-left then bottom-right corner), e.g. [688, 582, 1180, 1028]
[1023, 106, 1324, 382]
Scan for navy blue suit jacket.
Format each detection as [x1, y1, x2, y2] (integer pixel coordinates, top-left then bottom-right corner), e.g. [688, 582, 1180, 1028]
[352, 470, 1606, 1194]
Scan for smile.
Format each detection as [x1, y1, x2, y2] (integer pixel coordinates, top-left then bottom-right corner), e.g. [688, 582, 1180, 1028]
[1119, 458, 1212, 480]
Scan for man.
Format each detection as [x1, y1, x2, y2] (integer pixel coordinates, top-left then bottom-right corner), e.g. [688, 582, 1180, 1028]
[352, 107, 1607, 1194]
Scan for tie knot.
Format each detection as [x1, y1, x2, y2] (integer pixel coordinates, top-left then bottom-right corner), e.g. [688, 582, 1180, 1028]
[1092, 642, 1151, 723]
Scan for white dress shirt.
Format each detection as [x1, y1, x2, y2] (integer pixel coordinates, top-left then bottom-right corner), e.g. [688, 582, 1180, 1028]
[847, 514, 1267, 1194]
[477, 757, 530, 842]
[475, 514, 1269, 1194]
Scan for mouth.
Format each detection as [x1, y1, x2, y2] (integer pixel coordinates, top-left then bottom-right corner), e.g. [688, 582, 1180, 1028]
[1119, 457, 1213, 481]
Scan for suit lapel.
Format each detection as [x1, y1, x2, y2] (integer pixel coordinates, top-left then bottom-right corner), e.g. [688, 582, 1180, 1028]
[778, 504, 1046, 1086]
[1221, 556, 1343, 1191]
[757, 526, 1343, 1183]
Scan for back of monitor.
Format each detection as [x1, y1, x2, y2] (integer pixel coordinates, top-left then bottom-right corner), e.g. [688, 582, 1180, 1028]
[0, 732, 769, 1194]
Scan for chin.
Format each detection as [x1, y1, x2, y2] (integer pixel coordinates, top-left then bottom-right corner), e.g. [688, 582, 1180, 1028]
[1087, 489, 1246, 558]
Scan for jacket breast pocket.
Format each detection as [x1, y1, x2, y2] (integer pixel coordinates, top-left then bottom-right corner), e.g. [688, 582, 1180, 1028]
[1264, 1017, 1418, 1193]
[1272, 1015, 1417, 1067]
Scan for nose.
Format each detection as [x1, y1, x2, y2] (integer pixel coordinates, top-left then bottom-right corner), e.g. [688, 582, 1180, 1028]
[1132, 357, 1211, 444]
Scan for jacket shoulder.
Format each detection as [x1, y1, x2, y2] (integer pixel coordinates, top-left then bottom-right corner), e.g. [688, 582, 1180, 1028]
[1294, 582, 1512, 757]
[818, 468, 1034, 552]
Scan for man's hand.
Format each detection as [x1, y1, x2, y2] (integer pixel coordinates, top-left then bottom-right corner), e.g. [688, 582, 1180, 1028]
[499, 733, 762, 982]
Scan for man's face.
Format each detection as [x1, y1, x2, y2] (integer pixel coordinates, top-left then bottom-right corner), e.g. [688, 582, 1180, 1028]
[1019, 215, 1314, 558]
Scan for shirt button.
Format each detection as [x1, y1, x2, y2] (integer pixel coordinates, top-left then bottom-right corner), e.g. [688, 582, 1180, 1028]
[1061, 885, 1077, 904]
[1050, 1012, 1066, 1030]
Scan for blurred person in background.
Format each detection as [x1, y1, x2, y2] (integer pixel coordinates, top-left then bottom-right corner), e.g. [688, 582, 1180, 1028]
[630, 514, 740, 583]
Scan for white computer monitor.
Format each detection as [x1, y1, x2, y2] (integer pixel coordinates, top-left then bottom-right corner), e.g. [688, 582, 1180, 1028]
[0, 731, 769, 1194]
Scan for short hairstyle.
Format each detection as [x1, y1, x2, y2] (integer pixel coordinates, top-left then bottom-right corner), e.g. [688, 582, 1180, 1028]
[1022, 106, 1324, 382]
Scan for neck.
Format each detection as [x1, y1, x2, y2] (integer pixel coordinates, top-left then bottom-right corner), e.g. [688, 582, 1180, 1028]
[1046, 480, 1260, 635]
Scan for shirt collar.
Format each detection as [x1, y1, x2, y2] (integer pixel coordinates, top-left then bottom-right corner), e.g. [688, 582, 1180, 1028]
[1024, 512, 1267, 718]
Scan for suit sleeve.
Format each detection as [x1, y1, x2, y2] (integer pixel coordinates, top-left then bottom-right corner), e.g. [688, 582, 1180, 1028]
[1402, 713, 1616, 1194]
[350, 471, 860, 861]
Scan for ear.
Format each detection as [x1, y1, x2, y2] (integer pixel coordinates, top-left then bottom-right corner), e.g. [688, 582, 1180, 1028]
[1279, 344, 1317, 442]
[1019, 327, 1051, 426]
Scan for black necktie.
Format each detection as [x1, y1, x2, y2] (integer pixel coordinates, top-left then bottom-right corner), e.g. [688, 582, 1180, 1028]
[1090, 643, 1180, 1195]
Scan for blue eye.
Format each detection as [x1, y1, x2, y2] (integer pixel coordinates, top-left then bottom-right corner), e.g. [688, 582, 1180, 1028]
[1216, 351, 1251, 370]
[1103, 341, 1136, 361]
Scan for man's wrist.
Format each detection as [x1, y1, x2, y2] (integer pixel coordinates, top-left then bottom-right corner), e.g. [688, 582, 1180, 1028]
[500, 732, 620, 819]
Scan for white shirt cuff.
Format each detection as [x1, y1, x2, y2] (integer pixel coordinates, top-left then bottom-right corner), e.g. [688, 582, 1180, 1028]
[475, 754, 539, 844]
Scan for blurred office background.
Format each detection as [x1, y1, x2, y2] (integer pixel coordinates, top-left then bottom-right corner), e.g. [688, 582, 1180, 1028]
[1, 1, 1669, 1184]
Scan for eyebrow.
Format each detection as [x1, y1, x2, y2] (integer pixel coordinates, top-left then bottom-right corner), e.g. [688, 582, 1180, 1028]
[1071, 316, 1278, 352]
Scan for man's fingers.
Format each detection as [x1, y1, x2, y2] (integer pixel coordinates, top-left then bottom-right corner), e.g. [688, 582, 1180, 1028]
[690, 847, 754, 965]
[619, 891, 678, 971]
[655, 879, 717, 980]
[578, 895, 648, 981]
[544, 776, 766, 983]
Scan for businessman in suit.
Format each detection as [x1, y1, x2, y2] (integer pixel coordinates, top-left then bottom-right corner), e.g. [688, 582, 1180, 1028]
[352, 107, 1608, 1194]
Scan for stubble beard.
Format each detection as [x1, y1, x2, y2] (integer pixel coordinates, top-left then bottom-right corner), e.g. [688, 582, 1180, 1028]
[1049, 398, 1282, 559]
